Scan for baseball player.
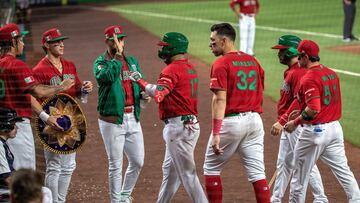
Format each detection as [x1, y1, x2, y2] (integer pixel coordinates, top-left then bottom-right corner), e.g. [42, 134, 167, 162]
[129, 32, 208, 203]
[32, 28, 93, 203]
[270, 35, 328, 203]
[203, 22, 269, 203]
[0, 23, 74, 170]
[284, 40, 360, 202]
[93, 25, 148, 203]
[0, 108, 53, 203]
[0, 107, 22, 201]
[230, 0, 259, 56]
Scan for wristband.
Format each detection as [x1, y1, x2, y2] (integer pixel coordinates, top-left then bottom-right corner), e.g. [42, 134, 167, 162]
[212, 118, 223, 135]
[39, 111, 50, 122]
[294, 116, 303, 126]
[138, 79, 148, 90]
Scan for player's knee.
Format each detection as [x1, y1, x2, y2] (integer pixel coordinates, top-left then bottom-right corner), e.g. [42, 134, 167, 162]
[130, 157, 144, 170]
[109, 160, 122, 171]
[62, 162, 76, 174]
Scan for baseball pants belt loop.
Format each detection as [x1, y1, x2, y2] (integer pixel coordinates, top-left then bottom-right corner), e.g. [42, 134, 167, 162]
[225, 111, 253, 117]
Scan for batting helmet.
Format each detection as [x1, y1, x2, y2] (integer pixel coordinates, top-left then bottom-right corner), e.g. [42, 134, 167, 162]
[272, 35, 301, 59]
[0, 108, 23, 132]
[158, 32, 188, 60]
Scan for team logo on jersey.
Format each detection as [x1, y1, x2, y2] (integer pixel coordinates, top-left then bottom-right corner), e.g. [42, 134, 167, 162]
[114, 27, 120, 34]
[97, 65, 103, 70]
[281, 81, 290, 94]
[122, 70, 130, 80]
[63, 74, 75, 80]
[24, 76, 35, 84]
[50, 76, 62, 86]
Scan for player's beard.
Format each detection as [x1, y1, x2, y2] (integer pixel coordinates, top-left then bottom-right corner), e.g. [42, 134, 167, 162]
[278, 54, 290, 65]
[110, 47, 117, 56]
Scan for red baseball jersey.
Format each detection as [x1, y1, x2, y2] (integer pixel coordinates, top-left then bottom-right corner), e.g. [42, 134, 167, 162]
[297, 64, 342, 124]
[0, 54, 38, 118]
[230, 0, 259, 14]
[277, 63, 307, 125]
[157, 59, 198, 120]
[118, 56, 134, 106]
[32, 56, 81, 98]
[210, 51, 264, 115]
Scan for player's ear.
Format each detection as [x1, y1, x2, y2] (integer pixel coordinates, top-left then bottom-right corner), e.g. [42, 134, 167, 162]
[11, 38, 17, 48]
[44, 42, 50, 49]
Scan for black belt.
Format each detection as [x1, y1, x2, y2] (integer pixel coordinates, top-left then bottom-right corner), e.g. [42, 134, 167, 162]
[164, 115, 196, 124]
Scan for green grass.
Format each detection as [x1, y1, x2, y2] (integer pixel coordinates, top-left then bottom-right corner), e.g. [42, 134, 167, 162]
[108, 0, 360, 147]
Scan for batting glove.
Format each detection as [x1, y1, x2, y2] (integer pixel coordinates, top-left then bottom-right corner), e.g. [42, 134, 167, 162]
[129, 71, 143, 82]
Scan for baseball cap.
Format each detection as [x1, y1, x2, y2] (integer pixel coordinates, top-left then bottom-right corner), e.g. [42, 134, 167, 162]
[104, 25, 126, 40]
[272, 35, 301, 49]
[0, 23, 29, 42]
[297, 40, 320, 57]
[42, 28, 69, 45]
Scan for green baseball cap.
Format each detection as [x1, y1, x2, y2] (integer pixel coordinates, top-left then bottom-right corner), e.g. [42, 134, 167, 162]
[272, 35, 301, 49]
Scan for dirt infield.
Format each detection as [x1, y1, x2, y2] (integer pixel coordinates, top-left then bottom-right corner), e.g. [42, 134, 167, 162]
[328, 43, 360, 55]
[26, 4, 360, 203]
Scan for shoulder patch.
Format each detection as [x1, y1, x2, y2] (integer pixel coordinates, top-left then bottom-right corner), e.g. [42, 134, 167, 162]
[24, 76, 35, 84]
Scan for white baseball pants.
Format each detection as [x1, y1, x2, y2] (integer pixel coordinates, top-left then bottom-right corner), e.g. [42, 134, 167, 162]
[239, 14, 256, 56]
[156, 116, 208, 203]
[271, 127, 328, 203]
[290, 121, 360, 203]
[203, 112, 266, 183]
[44, 149, 76, 203]
[98, 112, 144, 203]
[8, 118, 36, 170]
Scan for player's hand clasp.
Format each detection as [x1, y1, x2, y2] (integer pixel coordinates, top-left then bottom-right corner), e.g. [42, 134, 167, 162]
[129, 71, 142, 82]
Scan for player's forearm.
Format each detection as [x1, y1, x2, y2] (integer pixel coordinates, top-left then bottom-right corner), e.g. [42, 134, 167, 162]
[29, 84, 64, 99]
[294, 107, 318, 126]
[31, 96, 43, 116]
[31, 96, 50, 122]
[138, 80, 170, 103]
[211, 91, 226, 135]
[211, 91, 227, 119]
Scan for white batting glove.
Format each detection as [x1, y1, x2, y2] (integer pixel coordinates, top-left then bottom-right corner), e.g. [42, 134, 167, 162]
[129, 71, 143, 82]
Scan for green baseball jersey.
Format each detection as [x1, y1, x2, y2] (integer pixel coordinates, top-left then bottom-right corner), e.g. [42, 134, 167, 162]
[93, 51, 144, 124]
